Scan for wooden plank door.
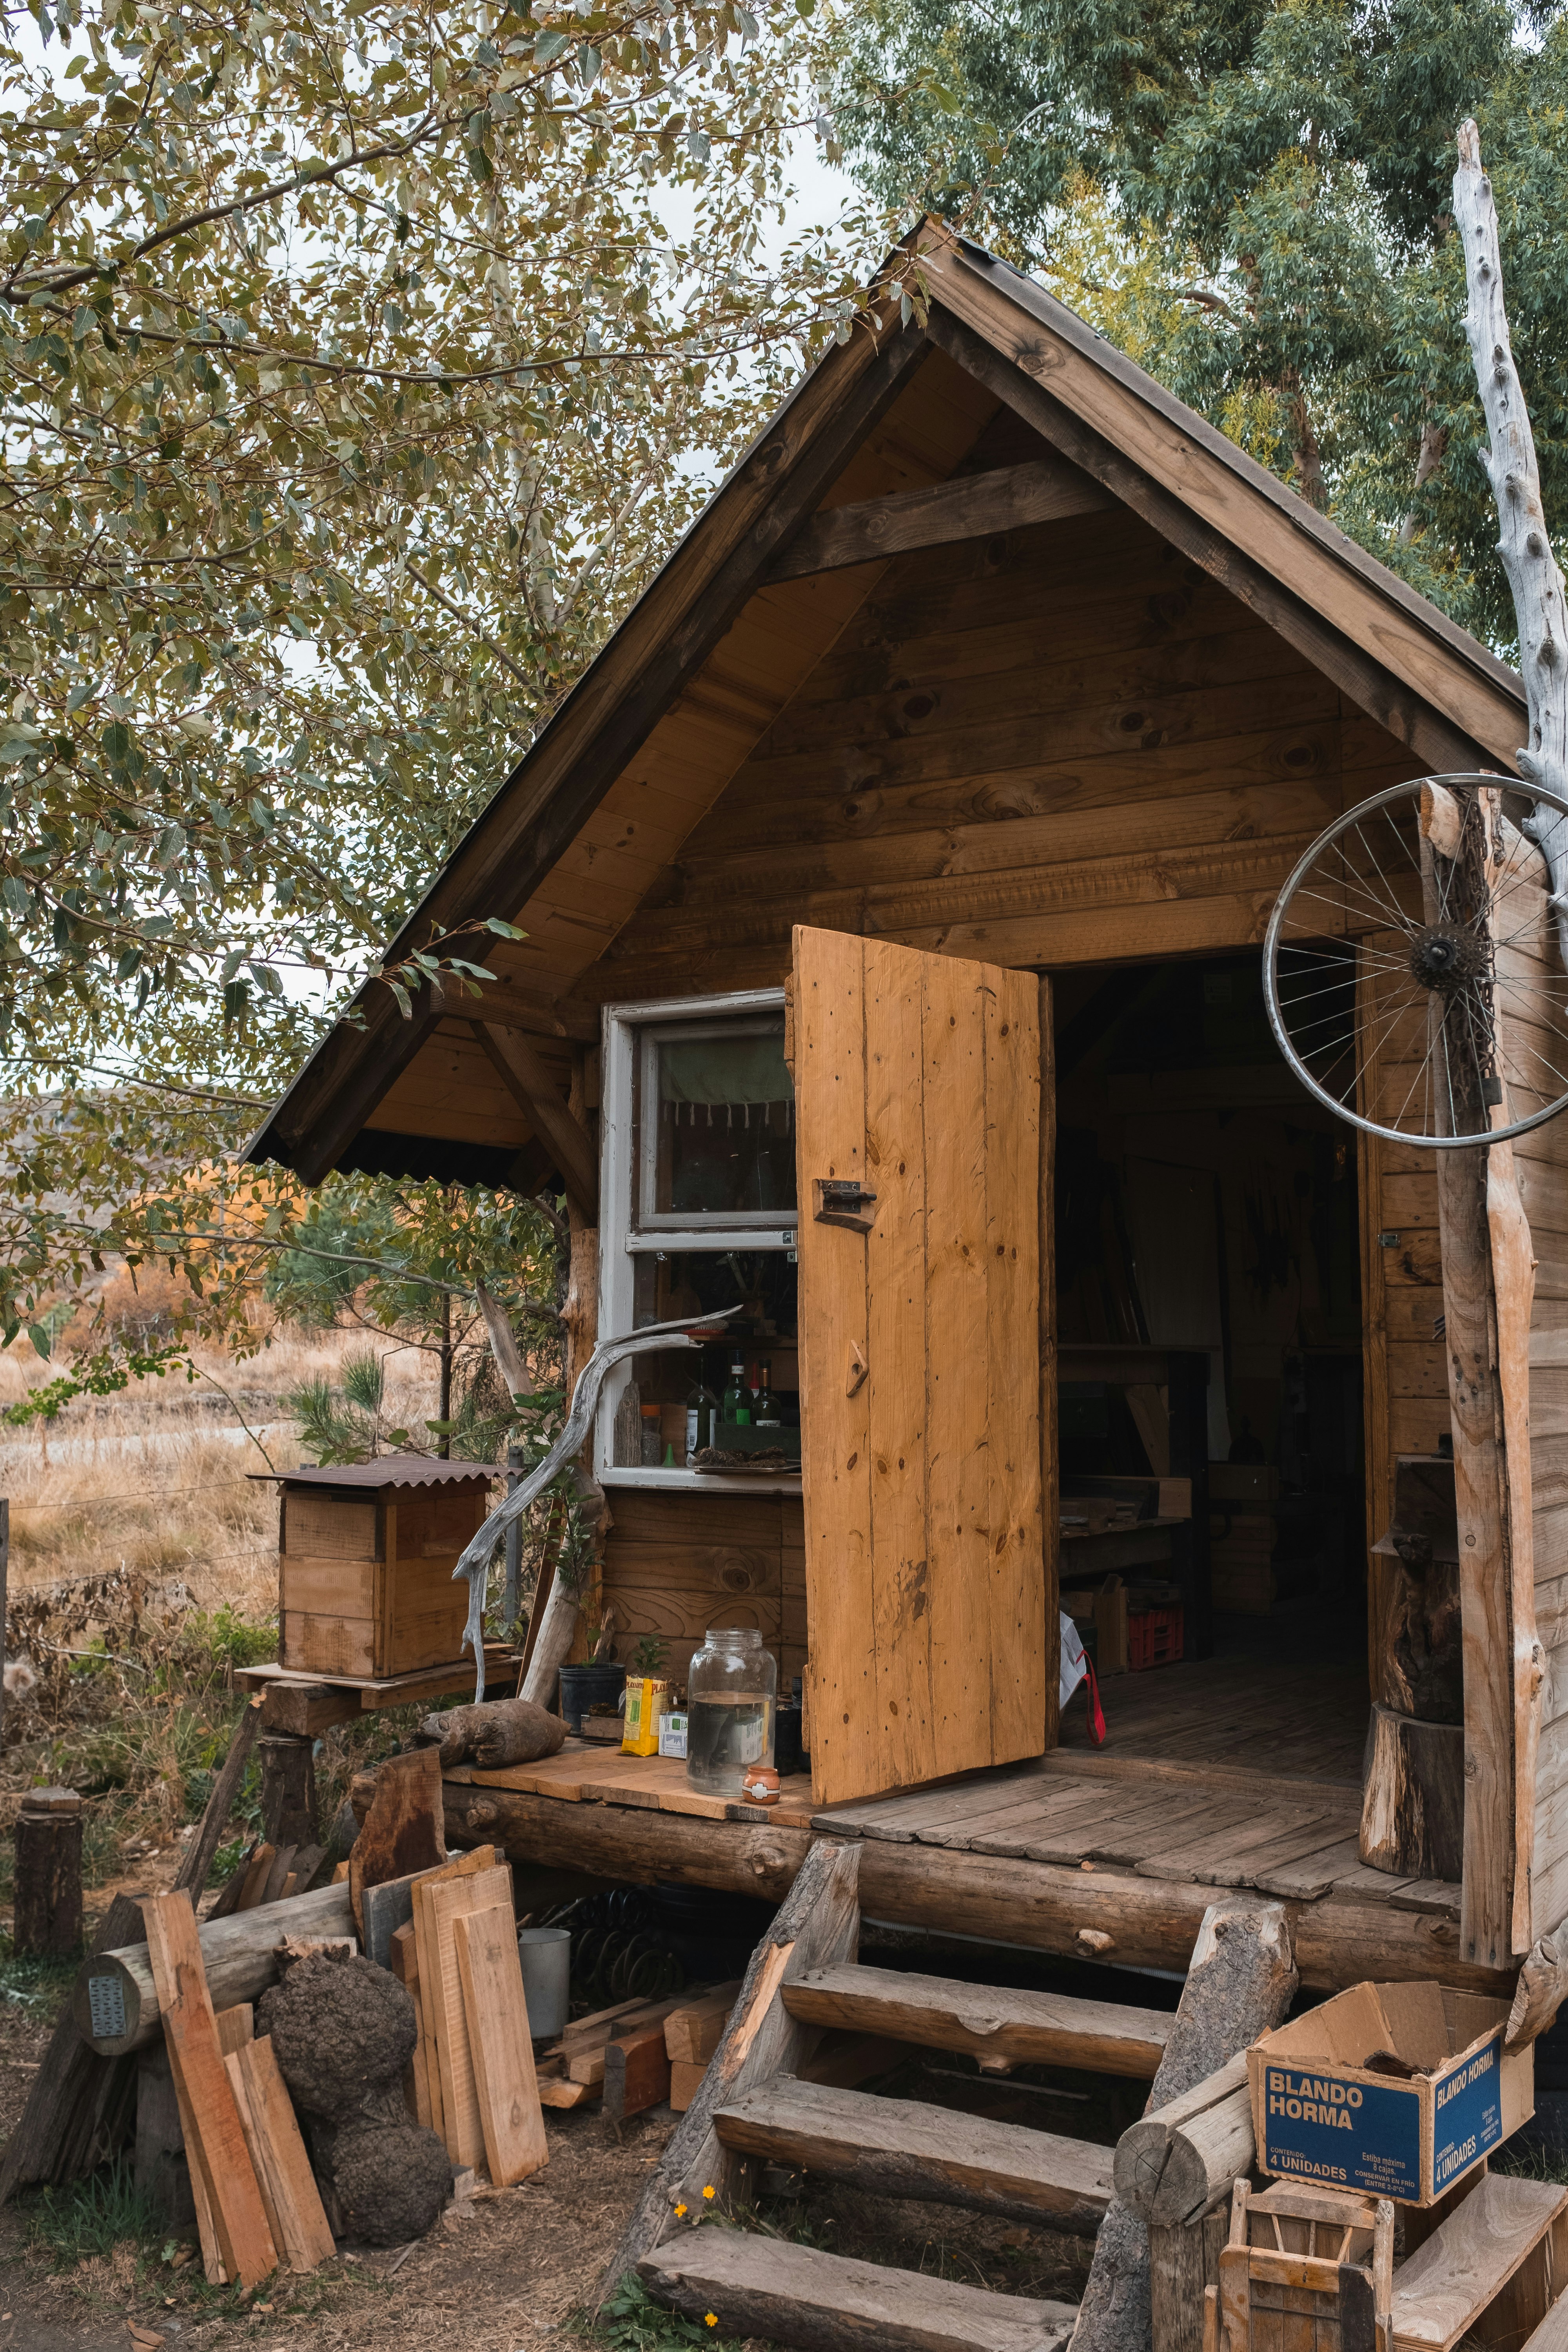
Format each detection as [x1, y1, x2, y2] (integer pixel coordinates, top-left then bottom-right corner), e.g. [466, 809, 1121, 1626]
[789, 924, 1050, 1808]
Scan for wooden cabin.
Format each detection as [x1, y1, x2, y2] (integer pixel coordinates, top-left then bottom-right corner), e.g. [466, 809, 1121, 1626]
[250, 221, 1563, 1994]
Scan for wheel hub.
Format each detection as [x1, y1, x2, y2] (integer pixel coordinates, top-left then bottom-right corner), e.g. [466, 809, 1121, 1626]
[1409, 922, 1488, 993]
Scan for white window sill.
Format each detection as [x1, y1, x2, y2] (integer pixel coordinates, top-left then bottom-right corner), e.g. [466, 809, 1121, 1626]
[598, 1464, 802, 1496]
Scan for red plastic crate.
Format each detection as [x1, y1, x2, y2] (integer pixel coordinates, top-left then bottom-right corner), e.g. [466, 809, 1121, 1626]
[1128, 1605, 1183, 1671]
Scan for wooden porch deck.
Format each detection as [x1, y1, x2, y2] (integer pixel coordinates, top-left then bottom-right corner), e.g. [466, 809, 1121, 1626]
[443, 1657, 1492, 1994]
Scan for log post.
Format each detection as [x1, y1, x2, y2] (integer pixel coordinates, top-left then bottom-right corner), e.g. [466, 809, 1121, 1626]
[1448, 119, 1558, 1965]
[1074, 1900, 1296, 2352]
[258, 1731, 318, 1849]
[73, 1878, 356, 2056]
[1359, 1703, 1464, 1880]
[13, 1787, 83, 1957]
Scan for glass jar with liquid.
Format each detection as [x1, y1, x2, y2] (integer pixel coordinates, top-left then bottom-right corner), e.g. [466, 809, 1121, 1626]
[686, 1626, 776, 1795]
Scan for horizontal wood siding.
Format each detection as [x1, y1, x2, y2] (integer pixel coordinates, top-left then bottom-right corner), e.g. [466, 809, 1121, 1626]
[599, 1490, 807, 1699]
[585, 508, 1359, 1003]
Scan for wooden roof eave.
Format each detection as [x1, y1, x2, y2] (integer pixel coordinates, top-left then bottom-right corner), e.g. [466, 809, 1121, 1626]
[918, 226, 1527, 771]
[246, 295, 935, 1183]
[248, 218, 1533, 1191]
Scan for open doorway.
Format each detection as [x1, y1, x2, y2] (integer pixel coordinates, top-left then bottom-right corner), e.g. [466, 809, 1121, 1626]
[1052, 951, 1370, 1779]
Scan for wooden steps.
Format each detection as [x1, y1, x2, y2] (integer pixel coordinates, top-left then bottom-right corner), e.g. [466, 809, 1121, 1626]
[638, 2230, 1078, 2352]
[714, 2075, 1113, 2233]
[781, 1960, 1171, 2078]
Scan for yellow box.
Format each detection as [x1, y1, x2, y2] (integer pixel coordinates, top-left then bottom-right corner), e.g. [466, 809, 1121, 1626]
[622, 1677, 674, 1756]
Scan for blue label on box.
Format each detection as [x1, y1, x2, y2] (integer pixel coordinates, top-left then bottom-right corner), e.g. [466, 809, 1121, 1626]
[1261, 2066, 1423, 2200]
[1433, 2031, 1503, 2192]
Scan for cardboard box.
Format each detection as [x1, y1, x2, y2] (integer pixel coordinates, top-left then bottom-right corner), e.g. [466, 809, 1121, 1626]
[622, 1677, 673, 1756]
[659, 1709, 689, 1760]
[1249, 1980, 1533, 2206]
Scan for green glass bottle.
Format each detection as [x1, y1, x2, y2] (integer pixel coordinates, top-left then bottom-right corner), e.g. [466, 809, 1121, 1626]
[721, 1356, 751, 1428]
[755, 1360, 781, 1429]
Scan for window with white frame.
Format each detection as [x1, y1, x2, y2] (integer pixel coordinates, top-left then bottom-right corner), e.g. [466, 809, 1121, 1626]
[596, 990, 801, 1492]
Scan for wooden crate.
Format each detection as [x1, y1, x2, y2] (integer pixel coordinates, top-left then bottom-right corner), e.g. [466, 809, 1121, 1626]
[278, 1469, 492, 1679]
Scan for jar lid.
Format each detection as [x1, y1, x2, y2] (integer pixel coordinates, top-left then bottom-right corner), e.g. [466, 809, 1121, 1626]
[702, 1626, 763, 1647]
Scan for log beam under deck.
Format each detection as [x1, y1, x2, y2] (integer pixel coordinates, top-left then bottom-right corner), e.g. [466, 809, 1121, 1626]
[438, 1780, 1512, 1998]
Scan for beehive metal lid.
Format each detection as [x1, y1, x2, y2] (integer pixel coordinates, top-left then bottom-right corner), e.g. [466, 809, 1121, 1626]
[249, 1452, 498, 1489]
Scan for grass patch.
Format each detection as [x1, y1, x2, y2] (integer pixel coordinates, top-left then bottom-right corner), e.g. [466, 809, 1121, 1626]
[0, 1936, 82, 2018]
[1495, 2138, 1568, 2185]
[28, 2161, 163, 2267]
[593, 2274, 744, 2352]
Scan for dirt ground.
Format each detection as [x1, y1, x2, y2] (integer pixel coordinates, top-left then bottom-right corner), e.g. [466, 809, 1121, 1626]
[0, 1975, 1098, 2352]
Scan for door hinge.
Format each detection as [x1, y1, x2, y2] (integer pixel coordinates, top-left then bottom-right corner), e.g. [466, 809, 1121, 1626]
[813, 1176, 879, 1233]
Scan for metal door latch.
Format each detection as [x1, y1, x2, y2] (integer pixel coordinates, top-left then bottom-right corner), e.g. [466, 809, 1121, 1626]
[813, 1176, 879, 1232]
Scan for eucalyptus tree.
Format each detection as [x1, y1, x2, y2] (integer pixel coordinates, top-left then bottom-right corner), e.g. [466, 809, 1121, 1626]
[840, 0, 1568, 642]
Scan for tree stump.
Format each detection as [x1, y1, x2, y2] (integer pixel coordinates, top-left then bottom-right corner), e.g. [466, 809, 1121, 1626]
[13, 1787, 83, 1957]
[260, 1732, 318, 1847]
[1359, 1702, 1465, 1880]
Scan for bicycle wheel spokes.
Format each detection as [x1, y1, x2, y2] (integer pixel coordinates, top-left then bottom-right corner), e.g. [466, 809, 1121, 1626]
[1265, 774, 1568, 1147]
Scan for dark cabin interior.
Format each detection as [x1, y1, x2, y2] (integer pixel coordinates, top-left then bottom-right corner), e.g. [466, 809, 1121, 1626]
[1052, 951, 1370, 1769]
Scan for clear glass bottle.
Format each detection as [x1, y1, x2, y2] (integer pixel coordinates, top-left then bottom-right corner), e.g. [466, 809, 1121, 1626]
[754, 1360, 780, 1429]
[685, 1379, 718, 1460]
[686, 1627, 776, 1795]
[720, 1356, 751, 1427]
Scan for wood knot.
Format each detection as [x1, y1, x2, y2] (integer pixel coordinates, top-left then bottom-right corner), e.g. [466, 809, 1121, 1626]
[1076, 1928, 1115, 1955]
[466, 1798, 498, 1828]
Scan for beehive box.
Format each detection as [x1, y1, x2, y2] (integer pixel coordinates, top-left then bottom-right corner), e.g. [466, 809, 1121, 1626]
[274, 1457, 494, 1680]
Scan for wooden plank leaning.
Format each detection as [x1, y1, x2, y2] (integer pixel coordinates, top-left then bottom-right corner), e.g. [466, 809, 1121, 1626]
[454, 1904, 547, 2185]
[223, 2036, 334, 2274]
[141, 1891, 277, 2289]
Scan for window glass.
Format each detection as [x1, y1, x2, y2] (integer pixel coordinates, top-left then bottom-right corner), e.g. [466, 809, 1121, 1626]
[645, 1022, 795, 1220]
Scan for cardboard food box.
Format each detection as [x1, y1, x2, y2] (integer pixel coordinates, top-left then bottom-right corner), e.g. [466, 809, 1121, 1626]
[658, 1709, 689, 1760]
[621, 1677, 673, 1756]
[1249, 1980, 1533, 2206]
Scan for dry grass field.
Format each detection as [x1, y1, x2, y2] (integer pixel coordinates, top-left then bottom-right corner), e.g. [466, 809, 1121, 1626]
[0, 1329, 450, 1908]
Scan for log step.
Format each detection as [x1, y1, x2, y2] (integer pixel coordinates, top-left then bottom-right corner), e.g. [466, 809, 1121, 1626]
[714, 2074, 1113, 2234]
[639, 2229, 1077, 2352]
[780, 1961, 1171, 2078]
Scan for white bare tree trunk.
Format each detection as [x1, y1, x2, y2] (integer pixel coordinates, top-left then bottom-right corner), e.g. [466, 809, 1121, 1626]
[1454, 119, 1568, 956]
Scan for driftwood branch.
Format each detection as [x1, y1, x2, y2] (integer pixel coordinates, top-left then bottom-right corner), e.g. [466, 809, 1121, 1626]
[1454, 118, 1568, 958]
[452, 1307, 742, 1701]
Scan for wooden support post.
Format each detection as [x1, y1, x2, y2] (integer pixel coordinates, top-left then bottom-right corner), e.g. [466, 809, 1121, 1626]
[259, 1733, 318, 1850]
[474, 1022, 599, 1224]
[1076, 1901, 1296, 2352]
[1359, 1703, 1464, 1881]
[13, 1787, 83, 1957]
[177, 1697, 264, 1899]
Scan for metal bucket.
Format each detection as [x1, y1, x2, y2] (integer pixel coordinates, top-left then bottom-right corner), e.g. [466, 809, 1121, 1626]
[516, 1925, 571, 2040]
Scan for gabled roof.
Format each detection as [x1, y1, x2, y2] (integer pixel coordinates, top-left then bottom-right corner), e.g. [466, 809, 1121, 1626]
[249, 218, 1527, 1188]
